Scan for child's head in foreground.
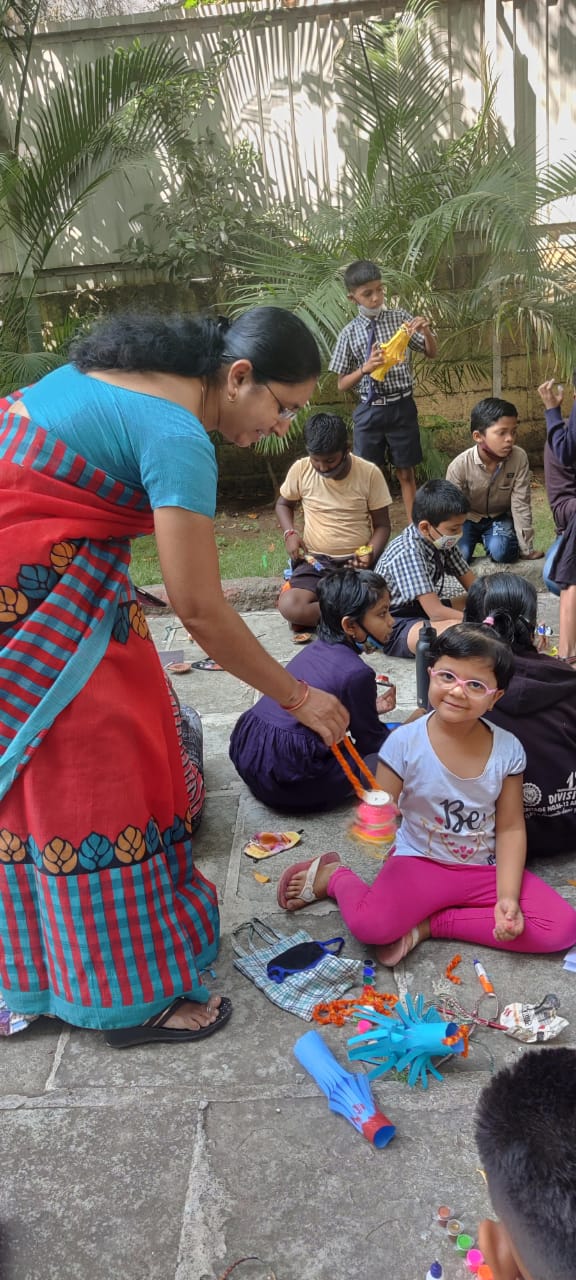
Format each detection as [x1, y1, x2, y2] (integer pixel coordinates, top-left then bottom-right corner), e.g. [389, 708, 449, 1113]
[464, 572, 538, 653]
[303, 412, 350, 480]
[427, 623, 513, 720]
[343, 259, 383, 313]
[475, 1048, 576, 1280]
[412, 479, 469, 548]
[317, 568, 392, 650]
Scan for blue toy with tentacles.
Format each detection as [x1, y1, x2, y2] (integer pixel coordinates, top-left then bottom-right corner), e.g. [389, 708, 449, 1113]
[347, 992, 466, 1089]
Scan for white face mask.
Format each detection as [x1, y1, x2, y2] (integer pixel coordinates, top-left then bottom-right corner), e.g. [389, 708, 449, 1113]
[358, 304, 382, 319]
[433, 534, 459, 551]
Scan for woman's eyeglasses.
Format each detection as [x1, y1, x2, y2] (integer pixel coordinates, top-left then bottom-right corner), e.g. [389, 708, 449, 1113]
[261, 382, 300, 421]
[428, 667, 498, 698]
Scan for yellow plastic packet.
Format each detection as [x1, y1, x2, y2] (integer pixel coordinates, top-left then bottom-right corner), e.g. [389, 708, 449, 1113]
[372, 323, 410, 382]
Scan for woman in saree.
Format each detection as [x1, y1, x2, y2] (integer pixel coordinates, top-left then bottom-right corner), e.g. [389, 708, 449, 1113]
[0, 308, 348, 1047]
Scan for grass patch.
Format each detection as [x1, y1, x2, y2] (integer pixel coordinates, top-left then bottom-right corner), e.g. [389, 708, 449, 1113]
[130, 529, 289, 585]
[531, 483, 555, 552]
[129, 485, 557, 588]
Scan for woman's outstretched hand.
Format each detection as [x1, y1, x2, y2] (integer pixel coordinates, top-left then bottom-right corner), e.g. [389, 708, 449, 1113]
[493, 897, 525, 941]
[291, 686, 350, 746]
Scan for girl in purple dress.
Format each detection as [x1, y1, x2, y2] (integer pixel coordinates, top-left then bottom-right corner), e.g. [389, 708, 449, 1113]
[229, 569, 394, 812]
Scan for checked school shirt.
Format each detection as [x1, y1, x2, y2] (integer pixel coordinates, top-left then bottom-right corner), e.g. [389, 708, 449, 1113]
[329, 308, 425, 402]
[375, 523, 470, 613]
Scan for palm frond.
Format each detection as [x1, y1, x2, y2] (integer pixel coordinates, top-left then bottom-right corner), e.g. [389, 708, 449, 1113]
[9, 40, 201, 262]
[0, 346, 63, 395]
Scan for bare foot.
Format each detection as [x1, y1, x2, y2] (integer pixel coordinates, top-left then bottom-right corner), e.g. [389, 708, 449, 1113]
[163, 994, 222, 1031]
[375, 919, 431, 967]
[285, 857, 340, 911]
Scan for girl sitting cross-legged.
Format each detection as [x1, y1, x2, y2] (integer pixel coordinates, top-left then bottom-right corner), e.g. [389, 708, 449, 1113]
[278, 624, 576, 963]
[230, 568, 395, 813]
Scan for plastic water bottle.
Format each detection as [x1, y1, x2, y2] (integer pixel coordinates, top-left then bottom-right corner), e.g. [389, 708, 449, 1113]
[416, 622, 437, 708]
[425, 1264, 443, 1280]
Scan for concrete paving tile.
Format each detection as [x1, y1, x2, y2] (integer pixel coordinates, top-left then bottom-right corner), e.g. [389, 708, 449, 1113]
[221, 788, 394, 926]
[0, 1020, 64, 1098]
[203, 1093, 492, 1280]
[0, 1100, 200, 1280]
[193, 794, 240, 898]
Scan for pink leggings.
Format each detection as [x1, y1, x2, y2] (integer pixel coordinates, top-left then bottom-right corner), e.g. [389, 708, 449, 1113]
[327, 856, 576, 953]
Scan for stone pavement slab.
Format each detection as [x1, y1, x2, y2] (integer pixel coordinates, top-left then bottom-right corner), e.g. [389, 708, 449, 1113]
[3, 596, 573, 1280]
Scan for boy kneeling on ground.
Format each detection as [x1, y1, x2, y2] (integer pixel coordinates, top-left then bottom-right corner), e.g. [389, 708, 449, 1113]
[446, 397, 543, 565]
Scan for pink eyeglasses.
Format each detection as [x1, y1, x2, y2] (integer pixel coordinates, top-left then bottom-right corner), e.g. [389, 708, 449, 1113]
[428, 667, 498, 698]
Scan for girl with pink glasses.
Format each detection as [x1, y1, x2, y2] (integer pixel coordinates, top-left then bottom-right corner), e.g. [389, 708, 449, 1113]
[279, 624, 576, 964]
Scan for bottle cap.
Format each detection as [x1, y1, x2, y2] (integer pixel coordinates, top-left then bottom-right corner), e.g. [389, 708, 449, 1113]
[360, 789, 393, 807]
[428, 1263, 442, 1279]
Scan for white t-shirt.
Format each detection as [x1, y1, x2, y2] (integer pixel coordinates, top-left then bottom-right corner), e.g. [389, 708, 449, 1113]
[378, 714, 526, 867]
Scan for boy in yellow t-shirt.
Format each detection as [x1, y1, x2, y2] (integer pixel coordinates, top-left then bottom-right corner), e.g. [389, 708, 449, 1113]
[276, 413, 392, 639]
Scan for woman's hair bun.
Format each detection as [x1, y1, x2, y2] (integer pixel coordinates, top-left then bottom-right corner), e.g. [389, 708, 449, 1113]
[70, 312, 226, 378]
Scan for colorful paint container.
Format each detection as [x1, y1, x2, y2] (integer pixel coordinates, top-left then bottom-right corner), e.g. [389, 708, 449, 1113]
[456, 1233, 475, 1255]
[466, 1249, 485, 1273]
[446, 1219, 462, 1240]
[436, 1205, 451, 1228]
[477, 1267, 494, 1280]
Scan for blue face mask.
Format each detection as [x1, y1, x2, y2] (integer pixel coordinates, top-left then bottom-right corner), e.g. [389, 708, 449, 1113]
[353, 628, 386, 652]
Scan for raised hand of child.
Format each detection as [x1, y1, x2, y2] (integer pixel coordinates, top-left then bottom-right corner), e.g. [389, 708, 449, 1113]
[493, 898, 525, 941]
[376, 688, 396, 714]
[362, 343, 386, 375]
[538, 379, 564, 409]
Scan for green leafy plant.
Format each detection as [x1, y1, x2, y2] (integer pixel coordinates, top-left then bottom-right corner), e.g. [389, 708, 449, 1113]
[232, 0, 576, 449]
[0, 2, 233, 391]
[123, 132, 272, 296]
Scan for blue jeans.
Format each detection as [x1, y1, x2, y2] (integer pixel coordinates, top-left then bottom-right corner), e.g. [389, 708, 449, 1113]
[459, 515, 519, 564]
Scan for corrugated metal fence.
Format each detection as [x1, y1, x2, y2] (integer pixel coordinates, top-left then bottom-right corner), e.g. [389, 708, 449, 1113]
[1, 0, 574, 286]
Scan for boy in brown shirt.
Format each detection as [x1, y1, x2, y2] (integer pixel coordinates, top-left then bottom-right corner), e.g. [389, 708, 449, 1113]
[446, 397, 543, 564]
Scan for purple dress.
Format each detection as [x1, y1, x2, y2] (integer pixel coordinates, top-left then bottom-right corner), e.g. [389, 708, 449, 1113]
[229, 638, 388, 812]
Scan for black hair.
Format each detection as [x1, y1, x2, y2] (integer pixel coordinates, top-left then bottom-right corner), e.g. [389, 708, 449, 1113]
[343, 260, 382, 291]
[70, 308, 321, 385]
[464, 572, 537, 652]
[317, 569, 389, 645]
[412, 479, 468, 527]
[429, 622, 513, 690]
[304, 413, 348, 456]
[471, 397, 518, 434]
[476, 1048, 576, 1280]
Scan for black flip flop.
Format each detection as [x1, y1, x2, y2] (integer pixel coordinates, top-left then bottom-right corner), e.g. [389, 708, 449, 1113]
[104, 996, 232, 1049]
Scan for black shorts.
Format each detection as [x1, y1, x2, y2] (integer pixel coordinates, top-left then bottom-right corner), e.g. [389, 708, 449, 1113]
[353, 396, 423, 470]
[288, 554, 350, 596]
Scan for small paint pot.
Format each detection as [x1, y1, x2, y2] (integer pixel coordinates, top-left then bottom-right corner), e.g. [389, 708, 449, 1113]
[446, 1219, 462, 1240]
[436, 1205, 451, 1228]
[466, 1249, 485, 1273]
[477, 1267, 494, 1280]
[456, 1233, 475, 1255]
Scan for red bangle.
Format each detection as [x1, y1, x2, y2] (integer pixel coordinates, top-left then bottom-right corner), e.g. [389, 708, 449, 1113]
[282, 528, 297, 541]
[280, 680, 310, 712]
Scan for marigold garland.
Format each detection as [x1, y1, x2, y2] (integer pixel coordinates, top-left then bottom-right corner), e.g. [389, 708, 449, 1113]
[445, 953, 463, 984]
[312, 986, 399, 1026]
